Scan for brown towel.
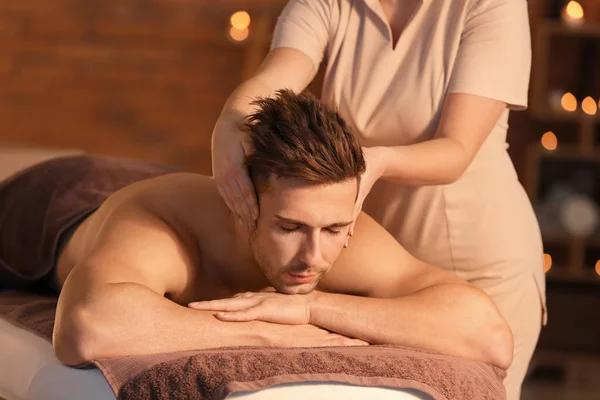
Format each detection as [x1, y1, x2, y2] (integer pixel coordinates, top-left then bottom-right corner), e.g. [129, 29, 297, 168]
[0, 291, 507, 400]
[0, 155, 177, 290]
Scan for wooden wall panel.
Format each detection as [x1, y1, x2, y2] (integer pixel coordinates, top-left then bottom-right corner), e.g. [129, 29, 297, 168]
[0, 0, 286, 174]
[0, 0, 538, 178]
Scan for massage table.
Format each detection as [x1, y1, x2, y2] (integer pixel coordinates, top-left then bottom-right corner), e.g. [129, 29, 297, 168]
[0, 317, 430, 400]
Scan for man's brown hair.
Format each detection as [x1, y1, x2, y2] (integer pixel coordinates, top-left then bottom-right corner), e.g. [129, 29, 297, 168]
[245, 89, 366, 196]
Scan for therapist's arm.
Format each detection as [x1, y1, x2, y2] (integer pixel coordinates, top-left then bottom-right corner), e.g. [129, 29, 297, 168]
[217, 47, 316, 121]
[370, 93, 507, 186]
[212, 47, 317, 225]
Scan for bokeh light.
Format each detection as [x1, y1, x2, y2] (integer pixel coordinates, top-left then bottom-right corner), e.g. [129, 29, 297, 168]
[561, 92, 577, 112]
[230, 11, 251, 30]
[544, 254, 552, 272]
[229, 26, 249, 41]
[541, 131, 558, 151]
[581, 96, 597, 115]
[565, 1, 584, 20]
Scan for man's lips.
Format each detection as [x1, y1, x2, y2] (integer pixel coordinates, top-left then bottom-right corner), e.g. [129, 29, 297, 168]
[286, 272, 318, 283]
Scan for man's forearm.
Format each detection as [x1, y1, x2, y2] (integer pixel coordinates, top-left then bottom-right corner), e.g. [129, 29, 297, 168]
[309, 284, 513, 369]
[54, 282, 275, 366]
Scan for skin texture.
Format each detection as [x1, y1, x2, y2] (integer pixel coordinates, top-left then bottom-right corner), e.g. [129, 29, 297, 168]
[52, 173, 513, 370]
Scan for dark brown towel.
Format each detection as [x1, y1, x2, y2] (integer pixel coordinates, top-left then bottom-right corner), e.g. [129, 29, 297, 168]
[0, 290, 57, 340]
[0, 292, 507, 400]
[0, 155, 177, 290]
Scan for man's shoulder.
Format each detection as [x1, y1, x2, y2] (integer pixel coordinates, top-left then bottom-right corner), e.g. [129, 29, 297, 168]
[97, 172, 224, 238]
[130, 172, 219, 207]
[317, 212, 404, 295]
[74, 173, 226, 297]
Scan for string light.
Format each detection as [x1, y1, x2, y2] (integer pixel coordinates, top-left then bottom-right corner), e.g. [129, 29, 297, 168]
[582, 96, 598, 116]
[229, 26, 249, 41]
[566, 1, 584, 19]
[229, 11, 250, 42]
[544, 254, 552, 272]
[230, 11, 251, 30]
[562, 1, 585, 26]
[561, 92, 578, 112]
[541, 131, 558, 151]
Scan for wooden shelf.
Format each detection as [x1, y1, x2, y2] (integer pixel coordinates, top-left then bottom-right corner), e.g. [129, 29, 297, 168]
[530, 18, 600, 154]
[545, 267, 600, 285]
[543, 233, 600, 248]
[540, 20, 600, 39]
[529, 145, 600, 160]
[529, 106, 600, 125]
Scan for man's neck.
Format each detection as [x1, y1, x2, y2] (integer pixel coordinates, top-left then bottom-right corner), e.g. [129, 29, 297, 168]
[207, 212, 269, 294]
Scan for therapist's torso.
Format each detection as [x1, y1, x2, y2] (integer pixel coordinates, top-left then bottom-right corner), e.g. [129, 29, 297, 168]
[271, 0, 544, 295]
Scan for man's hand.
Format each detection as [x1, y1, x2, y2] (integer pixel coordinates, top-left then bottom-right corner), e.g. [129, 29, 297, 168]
[270, 323, 369, 347]
[188, 290, 315, 325]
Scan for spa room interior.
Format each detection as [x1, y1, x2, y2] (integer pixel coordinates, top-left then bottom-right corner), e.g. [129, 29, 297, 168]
[1, 0, 600, 399]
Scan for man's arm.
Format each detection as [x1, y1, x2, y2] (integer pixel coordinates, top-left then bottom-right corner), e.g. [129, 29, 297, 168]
[194, 212, 514, 368]
[53, 205, 364, 366]
[311, 212, 513, 369]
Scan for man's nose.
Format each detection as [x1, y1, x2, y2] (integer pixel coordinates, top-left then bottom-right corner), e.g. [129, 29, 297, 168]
[298, 234, 323, 268]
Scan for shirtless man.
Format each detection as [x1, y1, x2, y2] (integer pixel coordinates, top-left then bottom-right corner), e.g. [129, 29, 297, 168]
[49, 90, 512, 369]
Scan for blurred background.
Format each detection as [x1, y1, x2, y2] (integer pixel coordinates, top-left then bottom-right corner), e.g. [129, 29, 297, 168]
[0, 0, 599, 398]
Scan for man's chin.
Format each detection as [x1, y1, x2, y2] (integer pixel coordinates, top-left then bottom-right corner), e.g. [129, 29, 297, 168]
[272, 282, 317, 295]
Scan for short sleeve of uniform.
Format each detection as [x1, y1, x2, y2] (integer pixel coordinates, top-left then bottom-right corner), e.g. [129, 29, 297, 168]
[447, 0, 532, 110]
[270, 0, 333, 71]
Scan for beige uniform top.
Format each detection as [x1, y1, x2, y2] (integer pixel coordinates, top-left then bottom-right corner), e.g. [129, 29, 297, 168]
[271, 0, 546, 320]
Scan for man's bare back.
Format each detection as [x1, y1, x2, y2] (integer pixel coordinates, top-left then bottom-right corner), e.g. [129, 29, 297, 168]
[56, 173, 243, 305]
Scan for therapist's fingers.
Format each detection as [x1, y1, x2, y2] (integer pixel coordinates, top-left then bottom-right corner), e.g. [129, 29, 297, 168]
[348, 200, 363, 237]
[217, 184, 235, 216]
[234, 172, 259, 225]
[219, 182, 246, 226]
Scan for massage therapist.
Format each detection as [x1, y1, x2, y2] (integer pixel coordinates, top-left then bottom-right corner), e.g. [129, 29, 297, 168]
[210, 1, 545, 398]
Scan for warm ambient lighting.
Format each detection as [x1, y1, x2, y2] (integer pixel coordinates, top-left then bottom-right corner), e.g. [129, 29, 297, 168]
[230, 11, 251, 30]
[582, 96, 598, 116]
[544, 254, 552, 273]
[541, 131, 558, 151]
[229, 26, 249, 41]
[562, 1, 585, 26]
[595, 260, 600, 276]
[561, 92, 578, 112]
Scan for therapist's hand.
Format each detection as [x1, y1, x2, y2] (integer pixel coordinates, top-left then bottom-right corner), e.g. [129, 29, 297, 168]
[349, 146, 385, 237]
[211, 116, 258, 229]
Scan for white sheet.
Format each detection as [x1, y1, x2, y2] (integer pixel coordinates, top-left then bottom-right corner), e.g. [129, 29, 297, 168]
[0, 318, 432, 400]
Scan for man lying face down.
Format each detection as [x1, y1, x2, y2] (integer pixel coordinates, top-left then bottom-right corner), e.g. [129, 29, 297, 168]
[50, 89, 513, 369]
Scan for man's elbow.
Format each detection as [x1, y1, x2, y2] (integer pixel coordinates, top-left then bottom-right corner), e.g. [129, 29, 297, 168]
[473, 295, 514, 370]
[481, 319, 513, 370]
[53, 307, 104, 366]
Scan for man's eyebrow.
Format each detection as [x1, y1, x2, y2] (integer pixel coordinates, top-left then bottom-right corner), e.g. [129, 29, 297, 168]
[274, 214, 353, 228]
